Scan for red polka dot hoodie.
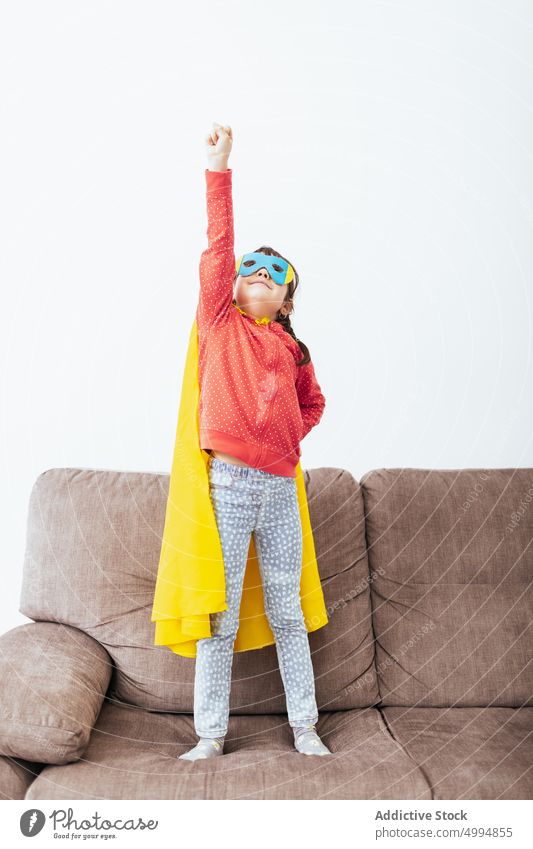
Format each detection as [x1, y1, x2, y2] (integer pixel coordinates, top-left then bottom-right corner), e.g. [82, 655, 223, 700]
[196, 168, 326, 478]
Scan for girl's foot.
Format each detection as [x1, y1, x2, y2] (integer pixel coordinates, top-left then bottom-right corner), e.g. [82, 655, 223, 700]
[293, 725, 332, 756]
[178, 737, 225, 761]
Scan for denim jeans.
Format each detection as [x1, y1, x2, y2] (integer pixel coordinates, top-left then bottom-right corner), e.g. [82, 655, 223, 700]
[193, 456, 320, 738]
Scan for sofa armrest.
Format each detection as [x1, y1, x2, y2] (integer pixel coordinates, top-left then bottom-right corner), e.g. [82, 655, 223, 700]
[0, 621, 112, 764]
[0, 755, 45, 800]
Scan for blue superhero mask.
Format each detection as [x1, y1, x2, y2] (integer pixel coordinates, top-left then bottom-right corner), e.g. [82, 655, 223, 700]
[235, 252, 295, 286]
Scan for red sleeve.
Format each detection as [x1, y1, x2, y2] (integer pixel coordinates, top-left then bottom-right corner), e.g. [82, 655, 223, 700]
[295, 359, 326, 439]
[196, 168, 235, 329]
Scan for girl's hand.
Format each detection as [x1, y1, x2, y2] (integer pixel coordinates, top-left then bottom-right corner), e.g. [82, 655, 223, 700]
[205, 123, 233, 170]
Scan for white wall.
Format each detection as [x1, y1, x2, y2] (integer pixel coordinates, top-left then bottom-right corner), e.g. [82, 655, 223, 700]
[2, 0, 532, 634]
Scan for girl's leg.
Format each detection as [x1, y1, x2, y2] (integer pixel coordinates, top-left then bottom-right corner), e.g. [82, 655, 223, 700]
[253, 478, 319, 729]
[193, 467, 254, 739]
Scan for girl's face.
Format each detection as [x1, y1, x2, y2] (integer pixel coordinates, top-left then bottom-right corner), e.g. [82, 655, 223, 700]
[233, 265, 292, 320]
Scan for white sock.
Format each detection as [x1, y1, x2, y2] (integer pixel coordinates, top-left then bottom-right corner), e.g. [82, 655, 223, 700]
[293, 726, 331, 756]
[178, 736, 225, 761]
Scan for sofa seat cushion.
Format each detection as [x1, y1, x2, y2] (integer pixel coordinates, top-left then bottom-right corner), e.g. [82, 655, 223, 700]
[25, 701, 430, 800]
[382, 707, 533, 799]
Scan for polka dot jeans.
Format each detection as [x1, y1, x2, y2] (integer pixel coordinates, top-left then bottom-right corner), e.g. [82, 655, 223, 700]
[193, 456, 320, 738]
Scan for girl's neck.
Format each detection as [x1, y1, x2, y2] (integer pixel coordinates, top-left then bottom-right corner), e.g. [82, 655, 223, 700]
[233, 302, 272, 325]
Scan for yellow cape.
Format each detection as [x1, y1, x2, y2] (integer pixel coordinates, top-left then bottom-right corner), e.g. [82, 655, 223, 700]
[151, 316, 329, 658]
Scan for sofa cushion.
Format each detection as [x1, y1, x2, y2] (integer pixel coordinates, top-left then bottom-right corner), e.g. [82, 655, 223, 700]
[25, 700, 430, 800]
[361, 468, 533, 707]
[0, 623, 111, 764]
[20, 467, 379, 714]
[382, 707, 533, 799]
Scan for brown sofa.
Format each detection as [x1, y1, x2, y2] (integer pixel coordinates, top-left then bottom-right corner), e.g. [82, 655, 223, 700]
[0, 465, 531, 800]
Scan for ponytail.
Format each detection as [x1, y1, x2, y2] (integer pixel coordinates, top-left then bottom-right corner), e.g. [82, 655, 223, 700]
[274, 311, 310, 366]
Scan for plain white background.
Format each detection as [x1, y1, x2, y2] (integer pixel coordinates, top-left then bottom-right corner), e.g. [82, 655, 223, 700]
[1, 0, 532, 637]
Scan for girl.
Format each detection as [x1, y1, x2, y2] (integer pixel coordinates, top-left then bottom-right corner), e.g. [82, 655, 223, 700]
[179, 123, 331, 760]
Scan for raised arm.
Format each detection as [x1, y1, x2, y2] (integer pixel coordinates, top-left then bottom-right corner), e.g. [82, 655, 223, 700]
[295, 358, 326, 439]
[197, 123, 235, 329]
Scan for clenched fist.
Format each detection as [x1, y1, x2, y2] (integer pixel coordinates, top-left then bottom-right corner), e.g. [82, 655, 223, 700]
[206, 122, 233, 171]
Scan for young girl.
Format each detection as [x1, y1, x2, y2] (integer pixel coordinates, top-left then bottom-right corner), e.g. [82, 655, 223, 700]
[179, 122, 331, 760]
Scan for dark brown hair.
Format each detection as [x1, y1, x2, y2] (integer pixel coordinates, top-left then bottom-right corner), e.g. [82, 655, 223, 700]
[232, 245, 310, 366]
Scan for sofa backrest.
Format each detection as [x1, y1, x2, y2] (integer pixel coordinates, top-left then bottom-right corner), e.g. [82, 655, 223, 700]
[19, 466, 379, 715]
[361, 468, 533, 708]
